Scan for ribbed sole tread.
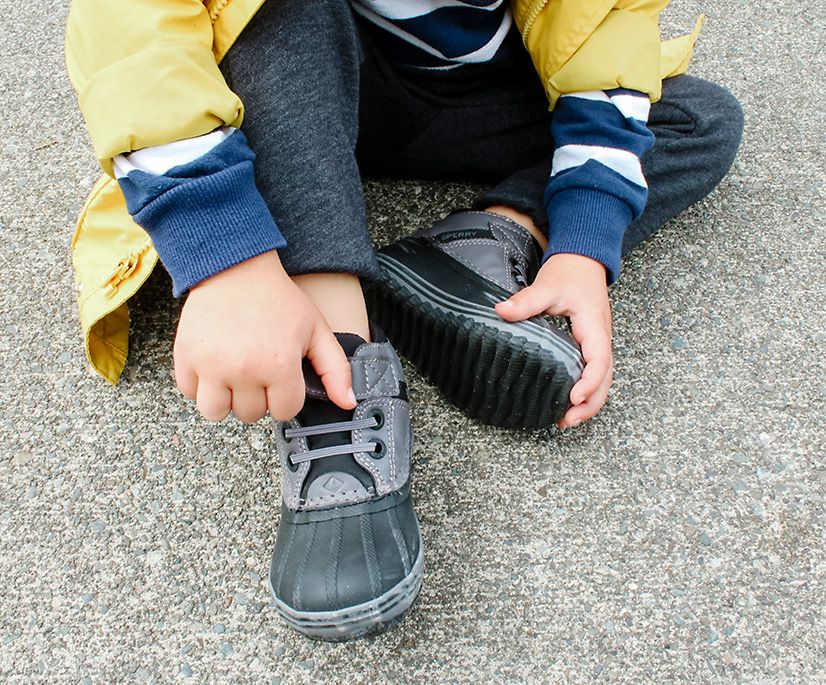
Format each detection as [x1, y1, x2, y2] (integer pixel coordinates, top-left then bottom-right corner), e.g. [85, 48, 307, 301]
[366, 276, 576, 430]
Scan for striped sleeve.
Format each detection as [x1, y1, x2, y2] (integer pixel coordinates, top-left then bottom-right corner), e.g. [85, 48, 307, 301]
[543, 89, 655, 284]
[114, 128, 286, 297]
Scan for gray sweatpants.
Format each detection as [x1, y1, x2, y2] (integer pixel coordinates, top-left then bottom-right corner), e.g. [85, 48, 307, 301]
[219, 0, 744, 280]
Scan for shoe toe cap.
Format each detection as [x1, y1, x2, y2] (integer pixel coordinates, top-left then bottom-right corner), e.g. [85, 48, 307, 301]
[270, 497, 421, 614]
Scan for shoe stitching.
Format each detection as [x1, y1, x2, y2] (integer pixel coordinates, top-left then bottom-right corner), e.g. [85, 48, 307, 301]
[387, 400, 397, 483]
[352, 355, 400, 396]
[352, 397, 402, 495]
[351, 431, 383, 491]
[355, 457, 383, 495]
[488, 217, 533, 253]
[359, 397, 398, 484]
[305, 488, 373, 507]
[279, 419, 311, 510]
[442, 240, 506, 288]
[466, 209, 529, 235]
[365, 359, 394, 394]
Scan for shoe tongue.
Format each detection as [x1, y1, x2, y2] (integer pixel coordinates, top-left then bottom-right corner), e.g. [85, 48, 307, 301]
[335, 332, 368, 356]
[297, 332, 374, 500]
[301, 332, 367, 398]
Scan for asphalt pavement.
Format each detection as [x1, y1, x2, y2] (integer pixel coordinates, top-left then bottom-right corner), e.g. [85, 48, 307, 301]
[0, 1, 824, 683]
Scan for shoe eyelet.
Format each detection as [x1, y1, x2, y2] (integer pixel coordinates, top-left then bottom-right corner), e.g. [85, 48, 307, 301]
[285, 452, 300, 472]
[278, 422, 290, 441]
[370, 439, 387, 460]
[368, 408, 385, 430]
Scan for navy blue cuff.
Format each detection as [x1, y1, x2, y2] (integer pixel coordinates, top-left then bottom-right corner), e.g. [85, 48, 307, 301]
[118, 131, 286, 297]
[544, 187, 632, 285]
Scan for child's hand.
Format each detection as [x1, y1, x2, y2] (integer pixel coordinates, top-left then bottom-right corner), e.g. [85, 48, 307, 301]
[495, 253, 612, 429]
[173, 251, 356, 423]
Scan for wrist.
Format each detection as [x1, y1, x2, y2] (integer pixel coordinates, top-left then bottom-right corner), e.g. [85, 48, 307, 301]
[190, 250, 288, 292]
[545, 253, 609, 285]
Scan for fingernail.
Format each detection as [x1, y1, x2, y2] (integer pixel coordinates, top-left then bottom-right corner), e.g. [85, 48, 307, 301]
[498, 300, 513, 308]
[347, 388, 357, 406]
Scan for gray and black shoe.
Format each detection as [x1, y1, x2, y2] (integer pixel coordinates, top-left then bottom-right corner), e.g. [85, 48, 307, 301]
[365, 210, 584, 430]
[269, 329, 423, 641]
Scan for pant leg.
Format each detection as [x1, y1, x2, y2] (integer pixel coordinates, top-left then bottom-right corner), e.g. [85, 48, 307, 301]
[621, 75, 744, 253]
[474, 75, 745, 256]
[219, 0, 381, 279]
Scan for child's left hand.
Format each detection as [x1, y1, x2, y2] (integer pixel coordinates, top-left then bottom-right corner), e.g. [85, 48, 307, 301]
[495, 253, 613, 429]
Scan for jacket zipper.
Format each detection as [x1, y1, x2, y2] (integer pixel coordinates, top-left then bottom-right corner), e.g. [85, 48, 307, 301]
[101, 241, 152, 298]
[207, 0, 230, 22]
[521, 0, 550, 44]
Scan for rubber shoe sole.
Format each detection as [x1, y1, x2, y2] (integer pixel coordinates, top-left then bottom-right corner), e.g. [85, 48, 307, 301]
[366, 250, 583, 430]
[269, 533, 424, 642]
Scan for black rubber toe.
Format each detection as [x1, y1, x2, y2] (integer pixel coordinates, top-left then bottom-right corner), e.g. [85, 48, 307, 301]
[269, 486, 422, 641]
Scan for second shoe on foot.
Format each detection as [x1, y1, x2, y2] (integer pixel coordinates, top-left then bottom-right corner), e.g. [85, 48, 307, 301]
[269, 328, 423, 641]
[366, 210, 584, 430]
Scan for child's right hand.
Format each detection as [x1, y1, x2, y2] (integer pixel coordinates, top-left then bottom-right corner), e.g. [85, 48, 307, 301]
[173, 251, 357, 423]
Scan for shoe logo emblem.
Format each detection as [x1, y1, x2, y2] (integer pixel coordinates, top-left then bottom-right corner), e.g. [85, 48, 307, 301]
[434, 228, 495, 243]
[323, 476, 345, 493]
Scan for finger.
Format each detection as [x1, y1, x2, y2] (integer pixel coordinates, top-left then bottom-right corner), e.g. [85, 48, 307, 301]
[305, 318, 356, 410]
[567, 313, 612, 405]
[231, 385, 268, 423]
[559, 364, 613, 428]
[569, 352, 612, 406]
[196, 381, 232, 422]
[495, 282, 556, 322]
[175, 363, 198, 401]
[265, 367, 306, 422]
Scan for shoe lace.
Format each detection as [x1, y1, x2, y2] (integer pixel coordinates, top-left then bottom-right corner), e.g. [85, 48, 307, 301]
[284, 416, 382, 465]
[510, 256, 528, 289]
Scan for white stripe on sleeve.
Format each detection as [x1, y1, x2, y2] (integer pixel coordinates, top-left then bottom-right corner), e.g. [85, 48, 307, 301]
[551, 144, 647, 188]
[560, 91, 650, 122]
[608, 94, 650, 122]
[560, 91, 610, 104]
[113, 127, 235, 179]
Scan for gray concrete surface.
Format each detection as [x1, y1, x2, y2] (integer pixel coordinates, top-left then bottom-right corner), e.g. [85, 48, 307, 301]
[1, 1, 824, 683]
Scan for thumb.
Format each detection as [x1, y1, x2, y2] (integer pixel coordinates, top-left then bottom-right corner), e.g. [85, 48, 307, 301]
[495, 283, 553, 322]
[305, 317, 357, 410]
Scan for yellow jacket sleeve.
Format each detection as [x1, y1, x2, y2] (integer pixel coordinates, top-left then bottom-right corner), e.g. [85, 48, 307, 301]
[65, 0, 244, 175]
[515, 0, 683, 109]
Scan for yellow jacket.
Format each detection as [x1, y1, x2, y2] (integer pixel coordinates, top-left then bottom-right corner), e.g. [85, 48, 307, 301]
[65, 0, 702, 384]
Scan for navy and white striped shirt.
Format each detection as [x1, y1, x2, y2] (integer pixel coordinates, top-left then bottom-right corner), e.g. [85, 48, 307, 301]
[115, 1, 654, 291]
[351, 0, 515, 70]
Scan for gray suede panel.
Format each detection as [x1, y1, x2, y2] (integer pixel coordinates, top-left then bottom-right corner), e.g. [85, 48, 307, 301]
[417, 211, 539, 293]
[275, 340, 411, 510]
[305, 472, 372, 508]
[352, 398, 412, 497]
[274, 418, 312, 512]
[350, 342, 405, 400]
